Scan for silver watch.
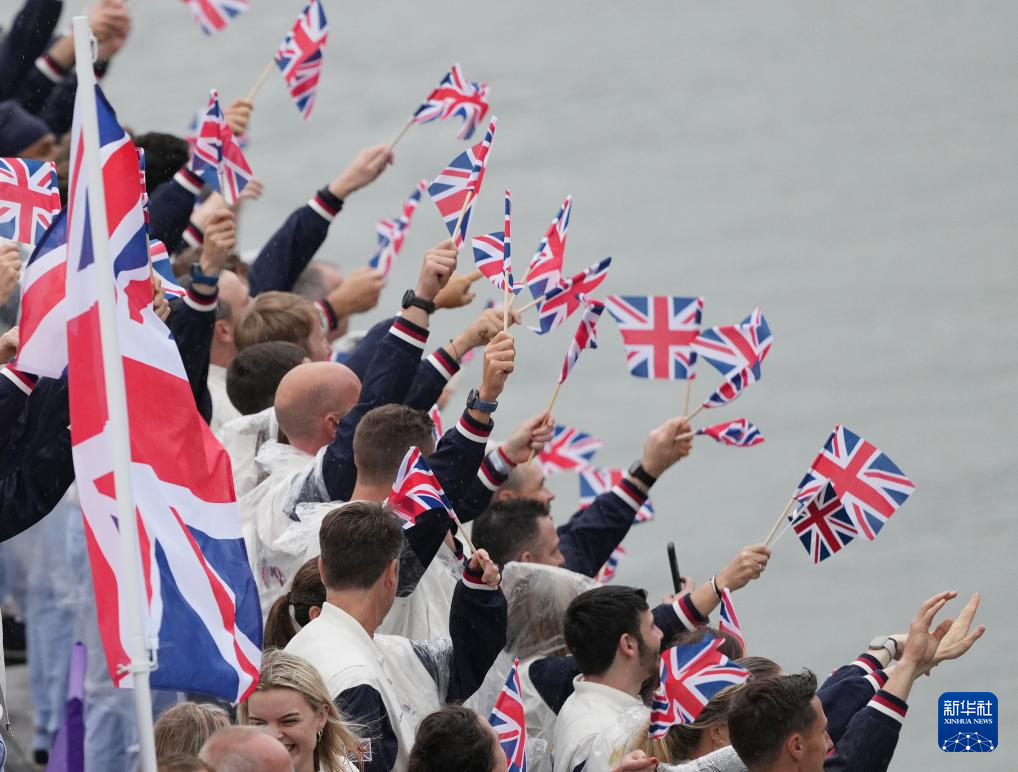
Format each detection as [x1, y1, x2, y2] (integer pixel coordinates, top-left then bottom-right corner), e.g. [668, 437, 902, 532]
[868, 635, 898, 660]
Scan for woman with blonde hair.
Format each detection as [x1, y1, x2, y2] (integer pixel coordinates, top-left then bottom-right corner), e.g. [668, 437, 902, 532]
[154, 702, 230, 761]
[239, 649, 363, 772]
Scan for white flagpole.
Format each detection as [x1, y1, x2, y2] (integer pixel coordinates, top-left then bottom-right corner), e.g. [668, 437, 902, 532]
[71, 17, 159, 772]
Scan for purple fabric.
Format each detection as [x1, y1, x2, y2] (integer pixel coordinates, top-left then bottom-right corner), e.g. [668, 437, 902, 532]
[46, 641, 85, 772]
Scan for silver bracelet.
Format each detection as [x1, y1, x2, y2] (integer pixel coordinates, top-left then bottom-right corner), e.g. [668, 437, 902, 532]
[710, 575, 723, 601]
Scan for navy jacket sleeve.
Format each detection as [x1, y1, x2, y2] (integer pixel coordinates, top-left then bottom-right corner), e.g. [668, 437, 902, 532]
[438, 570, 507, 703]
[0, 366, 37, 458]
[247, 188, 342, 296]
[149, 167, 203, 252]
[166, 286, 218, 425]
[427, 409, 492, 521]
[529, 656, 581, 715]
[0, 0, 62, 101]
[14, 52, 68, 114]
[334, 685, 398, 772]
[557, 478, 648, 577]
[405, 347, 459, 411]
[652, 595, 709, 642]
[824, 689, 907, 771]
[454, 448, 515, 526]
[37, 69, 76, 135]
[342, 317, 393, 380]
[818, 653, 890, 745]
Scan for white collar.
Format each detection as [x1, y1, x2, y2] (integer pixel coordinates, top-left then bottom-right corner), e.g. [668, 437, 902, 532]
[571, 675, 644, 711]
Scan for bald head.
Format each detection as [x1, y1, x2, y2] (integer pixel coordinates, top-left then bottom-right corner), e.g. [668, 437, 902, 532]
[199, 726, 292, 772]
[274, 361, 361, 454]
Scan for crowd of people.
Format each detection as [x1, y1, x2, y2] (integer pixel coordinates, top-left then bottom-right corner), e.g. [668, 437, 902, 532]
[0, 1, 989, 771]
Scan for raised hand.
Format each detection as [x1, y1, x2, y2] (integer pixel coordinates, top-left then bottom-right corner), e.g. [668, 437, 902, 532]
[199, 209, 237, 277]
[0, 242, 21, 306]
[434, 271, 481, 309]
[639, 416, 694, 479]
[415, 240, 458, 302]
[326, 267, 385, 317]
[479, 331, 515, 403]
[328, 144, 394, 200]
[451, 305, 522, 356]
[468, 548, 502, 588]
[224, 98, 254, 136]
[501, 412, 555, 465]
[716, 543, 771, 592]
[0, 326, 19, 364]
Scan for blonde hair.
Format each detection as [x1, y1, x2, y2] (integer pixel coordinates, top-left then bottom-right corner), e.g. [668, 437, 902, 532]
[234, 291, 318, 353]
[239, 649, 364, 772]
[154, 702, 230, 761]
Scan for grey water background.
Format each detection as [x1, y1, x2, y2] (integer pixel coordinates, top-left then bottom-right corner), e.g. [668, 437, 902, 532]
[5, 0, 1018, 768]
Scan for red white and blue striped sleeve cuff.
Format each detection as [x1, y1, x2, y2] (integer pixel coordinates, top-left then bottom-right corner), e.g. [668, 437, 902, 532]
[2, 365, 38, 394]
[316, 300, 339, 331]
[389, 316, 429, 349]
[35, 54, 68, 83]
[477, 447, 516, 491]
[426, 348, 460, 381]
[307, 188, 344, 223]
[462, 563, 498, 591]
[174, 167, 204, 196]
[612, 478, 648, 512]
[182, 222, 204, 248]
[851, 653, 884, 676]
[868, 690, 908, 724]
[863, 669, 890, 692]
[456, 410, 493, 444]
[671, 593, 709, 631]
[183, 285, 218, 312]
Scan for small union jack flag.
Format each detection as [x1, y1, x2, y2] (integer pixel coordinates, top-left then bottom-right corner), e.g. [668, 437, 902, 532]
[189, 90, 252, 205]
[427, 117, 496, 247]
[794, 425, 915, 541]
[578, 466, 655, 524]
[790, 481, 858, 564]
[181, 0, 249, 35]
[274, 0, 328, 119]
[369, 180, 426, 280]
[694, 307, 773, 380]
[531, 258, 611, 335]
[150, 240, 186, 299]
[13, 212, 67, 377]
[597, 546, 626, 584]
[526, 194, 571, 301]
[695, 418, 764, 447]
[488, 659, 527, 772]
[388, 447, 455, 529]
[650, 636, 749, 736]
[219, 125, 253, 206]
[559, 297, 605, 384]
[472, 190, 522, 295]
[427, 404, 444, 446]
[604, 295, 703, 380]
[537, 425, 603, 476]
[411, 63, 491, 141]
[0, 157, 61, 246]
[700, 366, 758, 410]
[718, 589, 745, 651]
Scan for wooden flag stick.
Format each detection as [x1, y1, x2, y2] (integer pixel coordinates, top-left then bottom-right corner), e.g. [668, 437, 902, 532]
[516, 293, 545, 314]
[452, 513, 477, 554]
[448, 190, 474, 248]
[769, 515, 796, 549]
[686, 403, 705, 423]
[683, 378, 693, 416]
[502, 273, 511, 330]
[389, 118, 414, 151]
[764, 495, 798, 546]
[526, 382, 563, 463]
[247, 60, 276, 103]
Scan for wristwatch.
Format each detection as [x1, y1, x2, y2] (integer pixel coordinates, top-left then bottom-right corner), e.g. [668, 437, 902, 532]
[627, 460, 658, 487]
[466, 388, 498, 414]
[868, 635, 898, 660]
[190, 263, 220, 286]
[401, 289, 436, 315]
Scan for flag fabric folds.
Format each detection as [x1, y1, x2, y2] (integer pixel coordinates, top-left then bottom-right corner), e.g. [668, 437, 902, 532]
[578, 466, 655, 524]
[181, 0, 249, 35]
[718, 589, 745, 650]
[274, 0, 328, 119]
[411, 63, 491, 140]
[604, 295, 703, 380]
[66, 83, 261, 702]
[694, 307, 772, 379]
[789, 481, 858, 564]
[190, 90, 253, 205]
[150, 240, 186, 299]
[13, 212, 68, 378]
[388, 447, 455, 529]
[558, 298, 605, 384]
[597, 546, 626, 584]
[695, 418, 764, 447]
[537, 425, 603, 476]
[427, 117, 497, 247]
[532, 257, 611, 335]
[526, 195, 571, 301]
[369, 180, 426, 280]
[700, 366, 757, 410]
[0, 157, 61, 246]
[488, 659, 528, 772]
[472, 189, 521, 294]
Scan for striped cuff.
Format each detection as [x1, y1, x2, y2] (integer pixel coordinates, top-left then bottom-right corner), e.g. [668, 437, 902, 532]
[182, 222, 204, 248]
[316, 299, 339, 331]
[462, 564, 498, 591]
[307, 188, 343, 223]
[183, 285, 218, 312]
[456, 411, 493, 444]
[2, 366, 38, 394]
[389, 316, 429, 349]
[174, 167, 204, 196]
[35, 54, 67, 83]
[427, 348, 460, 381]
[863, 669, 890, 692]
[612, 478, 648, 512]
[477, 455, 507, 492]
[672, 593, 709, 631]
[851, 653, 884, 676]
[868, 690, 908, 724]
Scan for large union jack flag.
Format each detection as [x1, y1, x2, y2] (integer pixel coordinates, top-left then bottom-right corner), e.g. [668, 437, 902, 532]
[427, 117, 497, 247]
[695, 418, 764, 447]
[411, 63, 491, 141]
[790, 481, 858, 564]
[578, 466, 654, 524]
[65, 83, 261, 702]
[525, 194, 571, 301]
[0, 157, 61, 246]
[700, 366, 758, 410]
[274, 0, 328, 119]
[794, 425, 915, 541]
[604, 295, 703, 380]
[596, 546, 626, 584]
[388, 447, 455, 528]
[531, 257, 611, 335]
[650, 636, 749, 736]
[472, 189, 521, 295]
[181, 0, 249, 35]
[369, 180, 426, 281]
[559, 298, 605, 384]
[718, 588, 745, 651]
[538, 425, 603, 476]
[13, 212, 67, 378]
[694, 307, 773, 380]
[488, 659, 527, 772]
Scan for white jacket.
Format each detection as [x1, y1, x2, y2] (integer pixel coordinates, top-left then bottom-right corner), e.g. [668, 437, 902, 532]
[218, 406, 278, 497]
[208, 363, 241, 434]
[553, 677, 648, 772]
[377, 542, 462, 641]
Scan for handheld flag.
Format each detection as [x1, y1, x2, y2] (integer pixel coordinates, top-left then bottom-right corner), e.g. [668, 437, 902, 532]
[531, 258, 611, 335]
[526, 195, 571, 301]
[13, 212, 67, 377]
[472, 190, 522, 294]
[427, 404, 444, 446]
[411, 64, 491, 140]
[150, 240, 186, 299]
[181, 0, 249, 35]
[694, 307, 772, 379]
[388, 447, 455, 528]
[488, 659, 527, 772]
[190, 90, 253, 205]
[578, 466, 655, 524]
[369, 181, 426, 280]
[427, 117, 497, 247]
[700, 366, 757, 410]
[597, 546, 626, 584]
[274, 0, 328, 119]
[718, 589, 745, 650]
[605, 295, 702, 380]
[558, 297, 605, 384]
[789, 481, 858, 564]
[695, 418, 764, 447]
[0, 157, 61, 246]
[538, 425, 603, 476]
